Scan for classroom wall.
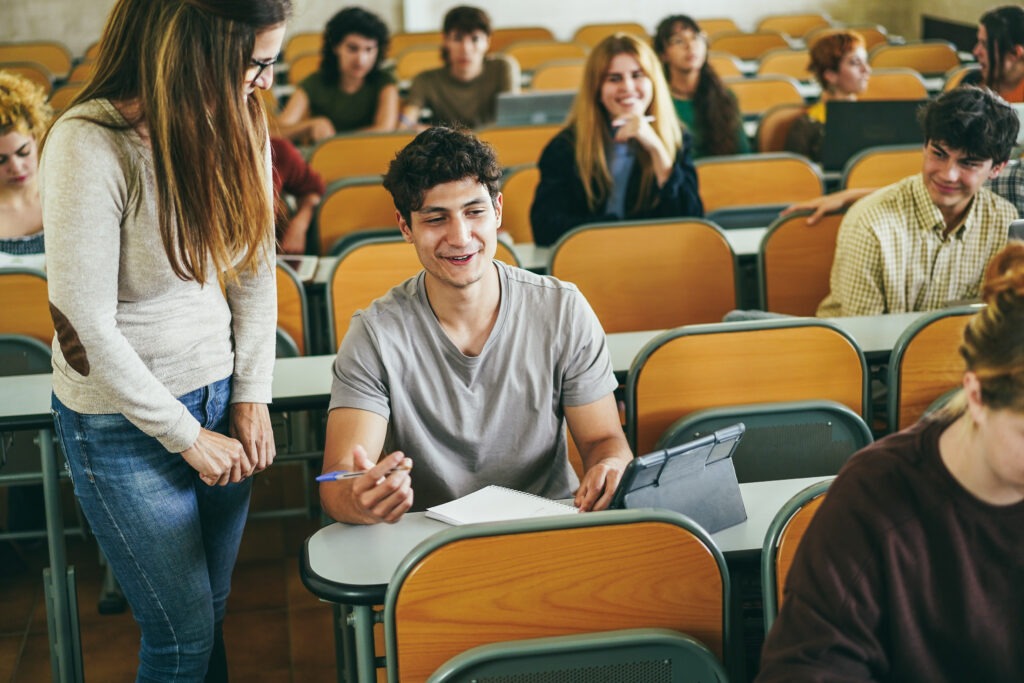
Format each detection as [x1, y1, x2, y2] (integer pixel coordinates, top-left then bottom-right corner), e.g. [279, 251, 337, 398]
[1, 0, 985, 61]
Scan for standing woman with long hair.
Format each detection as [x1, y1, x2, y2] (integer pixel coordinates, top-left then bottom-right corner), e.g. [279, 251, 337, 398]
[974, 5, 1024, 102]
[530, 33, 703, 247]
[653, 15, 750, 159]
[41, 0, 289, 680]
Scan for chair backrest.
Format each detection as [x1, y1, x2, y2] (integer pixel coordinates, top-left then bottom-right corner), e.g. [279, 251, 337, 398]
[757, 49, 811, 81]
[327, 237, 519, 348]
[550, 219, 737, 333]
[84, 41, 102, 61]
[710, 31, 791, 61]
[67, 60, 95, 84]
[316, 178, 398, 255]
[384, 509, 730, 683]
[887, 306, 977, 432]
[393, 46, 444, 81]
[706, 51, 744, 78]
[309, 131, 415, 185]
[806, 24, 889, 51]
[499, 164, 541, 244]
[761, 479, 830, 632]
[841, 144, 923, 190]
[944, 63, 981, 91]
[723, 75, 804, 117]
[695, 152, 823, 213]
[488, 26, 556, 54]
[49, 83, 84, 113]
[0, 62, 53, 95]
[288, 52, 320, 85]
[571, 22, 649, 47]
[758, 208, 844, 315]
[529, 60, 584, 91]
[428, 628, 728, 683]
[756, 13, 832, 39]
[755, 103, 806, 153]
[625, 319, 868, 454]
[477, 123, 561, 168]
[0, 334, 52, 376]
[0, 268, 53, 345]
[283, 31, 322, 64]
[869, 40, 961, 76]
[860, 67, 930, 100]
[275, 260, 310, 355]
[387, 31, 442, 60]
[657, 400, 871, 483]
[0, 41, 72, 79]
[275, 327, 300, 358]
[501, 40, 587, 72]
[699, 18, 741, 39]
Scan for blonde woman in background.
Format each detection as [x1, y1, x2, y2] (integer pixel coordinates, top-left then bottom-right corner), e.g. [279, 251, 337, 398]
[530, 33, 703, 246]
[0, 70, 51, 255]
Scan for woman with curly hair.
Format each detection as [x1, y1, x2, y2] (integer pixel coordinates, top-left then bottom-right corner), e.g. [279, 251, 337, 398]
[0, 70, 51, 255]
[277, 6, 398, 142]
[653, 15, 749, 158]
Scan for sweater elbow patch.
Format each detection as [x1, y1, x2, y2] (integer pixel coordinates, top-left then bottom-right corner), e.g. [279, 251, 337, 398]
[49, 303, 90, 376]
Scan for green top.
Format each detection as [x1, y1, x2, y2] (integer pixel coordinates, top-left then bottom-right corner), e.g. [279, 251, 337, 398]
[299, 68, 396, 133]
[672, 96, 751, 159]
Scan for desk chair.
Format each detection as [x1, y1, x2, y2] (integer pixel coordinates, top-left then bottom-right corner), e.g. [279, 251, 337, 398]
[429, 628, 727, 682]
[869, 40, 961, 77]
[700, 19, 741, 39]
[757, 208, 845, 315]
[478, 123, 561, 168]
[309, 131, 414, 185]
[625, 318, 869, 455]
[695, 152, 823, 214]
[315, 177, 399, 255]
[571, 22, 649, 47]
[549, 219, 738, 333]
[283, 31, 322, 64]
[657, 400, 871, 483]
[806, 24, 889, 51]
[761, 479, 830, 631]
[756, 13, 832, 40]
[841, 144, 923, 190]
[1, 61, 53, 95]
[488, 26, 555, 54]
[387, 31, 442, 60]
[499, 164, 540, 244]
[707, 51, 745, 78]
[0, 41, 72, 80]
[67, 60, 95, 84]
[0, 268, 54, 345]
[944, 63, 981, 91]
[49, 83, 84, 113]
[84, 41, 102, 61]
[757, 49, 812, 81]
[887, 305, 977, 432]
[501, 41, 587, 73]
[393, 46, 444, 82]
[288, 52, 320, 86]
[529, 59, 584, 91]
[724, 75, 804, 118]
[384, 509, 730, 683]
[710, 31, 792, 61]
[860, 67, 929, 100]
[275, 259, 310, 355]
[755, 103, 805, 153]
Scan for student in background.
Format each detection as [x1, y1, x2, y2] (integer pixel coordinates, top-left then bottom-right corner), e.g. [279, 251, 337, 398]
[42, 0, 285, 678]
[400, 6, 520, 129]
[653, 15, 750, 159]
[758, 241, 1024, 683]
[974, 5, 1024, 102]
[0, 70, 51, 255]
[277, 6, 398, 143]
[785, 30, 871, 163]
[320, 127, 631, 524]
[271, 136, 324, 254]
[530, 33, 703, 247]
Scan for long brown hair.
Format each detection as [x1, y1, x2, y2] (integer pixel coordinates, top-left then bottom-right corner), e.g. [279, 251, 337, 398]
[568, 33, 681, 213]
[54, 0, 291, 283]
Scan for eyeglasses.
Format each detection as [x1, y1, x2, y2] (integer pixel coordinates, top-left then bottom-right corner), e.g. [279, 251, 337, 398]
[248, 57, 278, 83]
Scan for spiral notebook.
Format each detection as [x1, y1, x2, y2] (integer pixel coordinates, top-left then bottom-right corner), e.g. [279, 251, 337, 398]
[425, 485, 577, 526]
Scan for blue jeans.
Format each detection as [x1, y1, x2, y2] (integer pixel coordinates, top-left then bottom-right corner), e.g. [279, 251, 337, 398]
[51, 378, 251, 682]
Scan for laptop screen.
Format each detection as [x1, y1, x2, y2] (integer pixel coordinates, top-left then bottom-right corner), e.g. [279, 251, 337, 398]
[495, 91, 576, 126]
[821, 100, 927, 172]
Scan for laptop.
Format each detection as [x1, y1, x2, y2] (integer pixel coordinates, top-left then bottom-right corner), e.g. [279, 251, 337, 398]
[495, 90, 575, 126]
[820, 100, 927, 172]
[609, 423, 747, 533]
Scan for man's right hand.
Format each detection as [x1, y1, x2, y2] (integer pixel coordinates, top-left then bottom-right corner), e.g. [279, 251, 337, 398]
[342, 447, 414, 524]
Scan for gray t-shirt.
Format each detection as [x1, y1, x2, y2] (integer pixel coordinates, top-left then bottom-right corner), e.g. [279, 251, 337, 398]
[406, 56, 519, 128]
[329, 261, 617, 509]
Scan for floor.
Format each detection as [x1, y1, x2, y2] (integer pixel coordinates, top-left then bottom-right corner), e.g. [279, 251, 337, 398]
[0, 460, 343, 683]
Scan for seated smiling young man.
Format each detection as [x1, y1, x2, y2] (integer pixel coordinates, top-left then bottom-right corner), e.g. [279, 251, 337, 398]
[319, 127, 632, 524]
[816, 86, 1019, 317]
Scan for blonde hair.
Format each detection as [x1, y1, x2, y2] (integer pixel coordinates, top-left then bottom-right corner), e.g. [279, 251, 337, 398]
[0, 70, 52, 139]
[568, 33, 682, 213]
[55, 0, 290, 284]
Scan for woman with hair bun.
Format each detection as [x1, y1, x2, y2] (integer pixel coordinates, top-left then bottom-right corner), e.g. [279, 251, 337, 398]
[0, 70, 51, 255]
[758, 241, 1024, 682]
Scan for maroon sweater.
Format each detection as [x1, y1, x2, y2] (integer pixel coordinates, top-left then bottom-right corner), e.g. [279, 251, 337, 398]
[757, 417, 1024, 683]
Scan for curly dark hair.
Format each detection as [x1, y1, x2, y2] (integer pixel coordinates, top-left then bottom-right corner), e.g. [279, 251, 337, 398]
[319, 7, 390, 88]
[382, 126, 502, 226]
[919, 85, 1019, 164]
[653, 15, 743, 156]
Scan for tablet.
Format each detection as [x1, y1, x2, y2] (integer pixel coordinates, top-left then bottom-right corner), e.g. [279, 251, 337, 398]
[610, 423, 747, 533]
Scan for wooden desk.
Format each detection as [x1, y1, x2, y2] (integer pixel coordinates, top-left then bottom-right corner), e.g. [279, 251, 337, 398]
[300, 476, 832, 683]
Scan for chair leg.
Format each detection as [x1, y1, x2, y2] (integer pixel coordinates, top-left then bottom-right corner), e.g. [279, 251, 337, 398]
[97, 549, 126, 615]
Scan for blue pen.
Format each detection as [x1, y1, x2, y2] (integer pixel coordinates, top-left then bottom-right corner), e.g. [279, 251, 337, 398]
[316, 463, 411, 482]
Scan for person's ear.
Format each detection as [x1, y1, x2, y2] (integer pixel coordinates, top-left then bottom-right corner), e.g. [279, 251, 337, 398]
[493, 192, 503, 227]
[964, 371, 987, 426]
[397, 211, 413, 242]
[989, 160, 1008, 180]
[823, 68, 839, 88]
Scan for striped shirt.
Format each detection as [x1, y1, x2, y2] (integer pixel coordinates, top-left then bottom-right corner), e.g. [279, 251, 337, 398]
[817, 174, 1016, 317]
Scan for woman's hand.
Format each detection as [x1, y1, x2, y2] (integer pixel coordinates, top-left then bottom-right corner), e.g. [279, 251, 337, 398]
[611, 113, 674, 185]
[180, 429, 246, 486]
[230, 402, 277, 476]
